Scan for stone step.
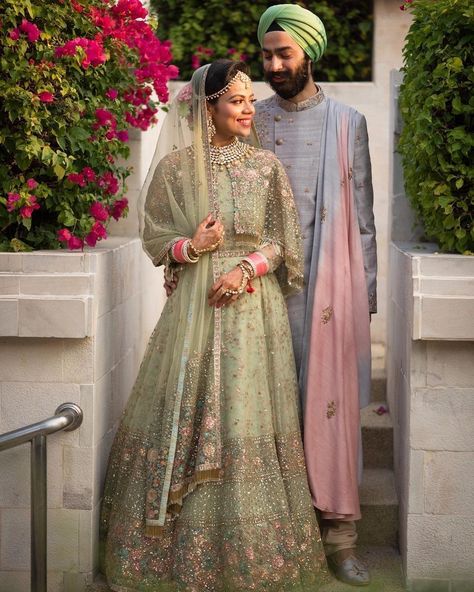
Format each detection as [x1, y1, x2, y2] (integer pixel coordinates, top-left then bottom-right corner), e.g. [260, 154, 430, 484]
[321, 545, 405, 592]
[371, 368, 387, 402]
[362, 402, 394, 469]
[358, 468, 399, 548]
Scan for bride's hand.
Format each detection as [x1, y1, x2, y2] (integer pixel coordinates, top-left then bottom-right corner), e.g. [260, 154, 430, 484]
[208, 267, 245, 308]
[192, 213, 224, 253]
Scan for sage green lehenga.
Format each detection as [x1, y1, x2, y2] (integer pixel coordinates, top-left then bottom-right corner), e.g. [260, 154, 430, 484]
[100, 65, 328, 592]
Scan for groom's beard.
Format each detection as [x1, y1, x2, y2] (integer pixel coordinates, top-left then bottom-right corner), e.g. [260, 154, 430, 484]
[264, 58, 310, 100]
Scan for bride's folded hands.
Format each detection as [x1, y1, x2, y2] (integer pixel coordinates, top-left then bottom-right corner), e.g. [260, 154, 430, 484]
[208, 266, 246, 308]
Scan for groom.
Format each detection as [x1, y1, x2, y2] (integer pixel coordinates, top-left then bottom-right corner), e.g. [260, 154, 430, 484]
[255, 5, 377, 587]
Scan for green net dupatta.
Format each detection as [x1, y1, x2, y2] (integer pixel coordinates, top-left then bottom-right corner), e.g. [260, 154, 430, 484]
[136, 65, 224, 535]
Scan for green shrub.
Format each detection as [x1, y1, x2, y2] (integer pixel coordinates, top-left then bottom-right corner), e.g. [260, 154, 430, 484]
[0, 0, 177, 252]
[150, 0, 373, 82]
[398, 0, 474, 254]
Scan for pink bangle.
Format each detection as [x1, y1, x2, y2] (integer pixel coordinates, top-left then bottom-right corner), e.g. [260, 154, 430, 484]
[171, 239, 188, 263]
[243, 252, 269, 277]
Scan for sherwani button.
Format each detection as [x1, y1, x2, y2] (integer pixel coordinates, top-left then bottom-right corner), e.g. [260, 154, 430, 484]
[274, 115, 282, 122]
[276, 138, 284, 146]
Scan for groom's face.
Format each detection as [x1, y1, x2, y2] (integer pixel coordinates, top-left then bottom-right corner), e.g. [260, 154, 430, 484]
[262, 31, 311, 100]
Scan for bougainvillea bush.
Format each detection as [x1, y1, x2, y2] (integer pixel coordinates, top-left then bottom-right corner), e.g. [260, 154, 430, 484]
[398, 0, 473, 254]
[0, 0, 177, 251]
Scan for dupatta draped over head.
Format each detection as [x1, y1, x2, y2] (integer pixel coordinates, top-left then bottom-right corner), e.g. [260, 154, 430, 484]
[135, 65, 304, 535]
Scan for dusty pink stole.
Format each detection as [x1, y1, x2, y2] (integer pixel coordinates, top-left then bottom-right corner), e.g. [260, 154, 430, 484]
[303, 107, 371, 520]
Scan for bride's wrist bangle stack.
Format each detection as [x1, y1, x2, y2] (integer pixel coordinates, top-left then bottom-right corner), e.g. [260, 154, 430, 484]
[171, 238, 199, 264]
[242, 252, 269, 277]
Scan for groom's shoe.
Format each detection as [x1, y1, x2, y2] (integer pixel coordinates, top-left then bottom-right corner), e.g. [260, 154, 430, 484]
[327, 550, 371, 587]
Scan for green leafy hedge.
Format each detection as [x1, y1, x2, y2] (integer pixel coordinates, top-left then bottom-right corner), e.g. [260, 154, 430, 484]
[398, 0, 473, 254]
[150, 0, 373, 82]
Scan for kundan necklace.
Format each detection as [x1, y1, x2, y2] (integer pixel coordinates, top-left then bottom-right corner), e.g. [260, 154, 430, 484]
[209, 137, 252, 170]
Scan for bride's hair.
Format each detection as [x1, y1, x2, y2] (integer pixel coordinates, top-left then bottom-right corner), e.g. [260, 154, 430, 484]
[205, 59, 250, 105]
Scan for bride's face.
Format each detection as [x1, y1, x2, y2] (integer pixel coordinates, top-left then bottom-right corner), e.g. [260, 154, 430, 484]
[209, 80, 256, 142]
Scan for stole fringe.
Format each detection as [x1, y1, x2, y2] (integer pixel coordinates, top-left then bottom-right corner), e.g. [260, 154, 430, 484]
[145, 467, 223, 538]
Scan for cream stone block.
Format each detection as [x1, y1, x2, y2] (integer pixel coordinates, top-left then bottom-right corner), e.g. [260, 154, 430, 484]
[22, 252, 85, 273]
[92, 249, 114, 318]
[63, 571, 94, 592]
[113, 295, 140, 366]
[111, 350, 137, 425]
[427, 342, 474, 387]
[0, 253, 23, 272]
[420, 277, 474, 297]
[0, 445, 30, 507]
[0, 337, 63, 382]
[408, 449, 424, 515]
[94, 430, 115, 505]
[47, 508, 80, 571]
[0, 382, 81, 445]
[94, 311, 114, 381]
[406, 514, 474, 580]
[47, 571, 64, 592]
[79, 503, 100, 572]
[411, 388, 474, 452]
[424, 452, 474, 515]
[0, 274, 19, 295]
[63, 338, 94, 384]
[0, 571, 30, 592]
[414, 296, 474, 341]
[18, 296, 91, 338]
[111, 241, 141, 308]
[0, 299, 18, 336]
[19, 273, 91, 296]
[419, 255, 474, 278]
[0, 508, 30, 569]
[92, 371, 113, 446]
[63, 446, 94, 510]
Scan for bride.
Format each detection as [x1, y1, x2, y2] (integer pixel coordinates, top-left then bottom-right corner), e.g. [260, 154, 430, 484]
[100, 59, 328, 591]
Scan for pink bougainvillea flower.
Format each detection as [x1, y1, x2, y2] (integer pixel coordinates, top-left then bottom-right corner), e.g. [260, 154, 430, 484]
[38, 91, 55, 103]
[67, 172, 86, 187]
[20, 19, 41, 43]
[9, 28, 20, 40]
[95, 108, 115, 128]
[112, 0, 148, 20]
[26, 178, 38, 190]
[90, 201, 109, 221]
[227, 48, 237, 55]
[85, 221, 107, 246]
[98, 171, 119, 195]
[110, 197, 128, 221]
[82, 167, 96, 182]
[116, 130, 129, 142]
[373, 405, 388, 416]
[68, 235, 84, 250]
[105, 88, 118, 100]
[6, 192, 21, 212]
[191, 55, 201, 70]
[57, 228, 72, 242]
[71, 0, 84, 13]
[20, 195, 40, 218]
[239, 53, 248, 62]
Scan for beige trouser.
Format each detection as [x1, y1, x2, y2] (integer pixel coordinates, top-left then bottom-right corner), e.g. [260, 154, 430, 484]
[321, 519, 358, 556]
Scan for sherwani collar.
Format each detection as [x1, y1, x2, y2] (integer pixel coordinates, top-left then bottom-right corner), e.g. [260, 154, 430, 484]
[275, 85, 325, 112]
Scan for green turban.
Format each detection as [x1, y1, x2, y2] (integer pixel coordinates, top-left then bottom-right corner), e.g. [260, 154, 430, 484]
[257, 4, 327, 63]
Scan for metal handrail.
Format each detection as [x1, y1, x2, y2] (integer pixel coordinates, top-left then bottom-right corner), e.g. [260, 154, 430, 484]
[0, 403, 83, 592]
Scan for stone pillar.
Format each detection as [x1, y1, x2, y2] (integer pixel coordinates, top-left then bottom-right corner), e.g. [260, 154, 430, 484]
[388, 71, 474, 592]
[0, 238, 165, 591]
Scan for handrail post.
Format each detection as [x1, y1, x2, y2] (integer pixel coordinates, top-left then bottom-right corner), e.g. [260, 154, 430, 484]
[31, 434, 47, 592]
